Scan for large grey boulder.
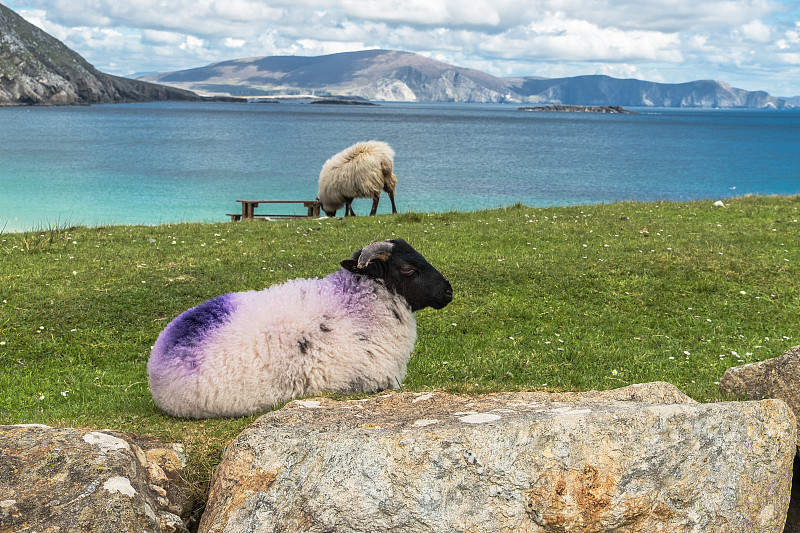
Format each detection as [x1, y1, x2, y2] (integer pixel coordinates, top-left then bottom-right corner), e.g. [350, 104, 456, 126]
[199, 382, 796, 533]
[720, 345, 800, 533]
[720, 345, 800, 449]
[0, 425, 193, 532]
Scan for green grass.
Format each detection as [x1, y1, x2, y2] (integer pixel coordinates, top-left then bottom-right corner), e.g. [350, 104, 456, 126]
[2, 195, 799, 501]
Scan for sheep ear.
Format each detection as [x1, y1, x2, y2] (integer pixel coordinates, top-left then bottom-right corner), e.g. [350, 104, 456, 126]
[340, 259, 359, 272]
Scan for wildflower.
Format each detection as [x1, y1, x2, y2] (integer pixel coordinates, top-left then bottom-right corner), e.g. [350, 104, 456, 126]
[612, 369, 618, 376]
[61, 391, 69, 397]
[684, 351, 690, 355]
[740, 291, 746, 295]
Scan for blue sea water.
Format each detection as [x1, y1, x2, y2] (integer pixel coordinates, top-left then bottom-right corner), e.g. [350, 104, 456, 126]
[1, 101, 799, 232]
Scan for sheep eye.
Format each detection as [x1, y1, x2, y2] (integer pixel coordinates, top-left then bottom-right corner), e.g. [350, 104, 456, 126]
[399, 265, 416, 276]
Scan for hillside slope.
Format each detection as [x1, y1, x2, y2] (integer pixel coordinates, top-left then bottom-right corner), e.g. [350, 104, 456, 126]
[0, 3, 199, 105]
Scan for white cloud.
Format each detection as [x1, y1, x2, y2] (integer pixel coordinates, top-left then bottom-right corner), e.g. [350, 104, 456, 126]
[475, 14, 682, 63]
[141, 29, 188, 46]
[224, 37, 246, 48]
[740, 20, 772, 42]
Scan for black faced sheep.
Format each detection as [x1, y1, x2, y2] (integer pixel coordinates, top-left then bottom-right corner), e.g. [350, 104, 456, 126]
[317, 140, 398, 217]
[147, 239, 452, 418]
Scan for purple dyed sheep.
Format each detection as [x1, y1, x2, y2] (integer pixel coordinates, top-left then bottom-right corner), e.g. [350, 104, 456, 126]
[147, 239, 452, 419]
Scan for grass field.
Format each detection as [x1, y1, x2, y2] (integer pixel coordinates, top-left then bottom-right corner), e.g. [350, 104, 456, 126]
[2, 195, 798, 499]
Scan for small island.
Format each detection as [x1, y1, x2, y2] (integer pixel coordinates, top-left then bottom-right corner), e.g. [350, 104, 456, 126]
[518, 105, 638, 114]
[310, 99, 378, 106]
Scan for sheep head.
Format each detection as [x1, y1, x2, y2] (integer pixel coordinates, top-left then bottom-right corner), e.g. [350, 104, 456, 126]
[316, 196, 341, 217]
[341, 239, 453, 312]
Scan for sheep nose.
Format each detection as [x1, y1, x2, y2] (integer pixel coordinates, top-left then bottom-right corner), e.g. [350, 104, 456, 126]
[440, 284, 453, 306]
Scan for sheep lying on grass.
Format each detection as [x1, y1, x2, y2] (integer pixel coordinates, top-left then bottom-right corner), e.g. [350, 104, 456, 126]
[317, 140, 398, 217]
[147, 239, 453, 418]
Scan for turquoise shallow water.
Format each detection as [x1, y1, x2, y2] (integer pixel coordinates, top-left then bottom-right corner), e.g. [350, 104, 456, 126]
[1, 102, 799, 232]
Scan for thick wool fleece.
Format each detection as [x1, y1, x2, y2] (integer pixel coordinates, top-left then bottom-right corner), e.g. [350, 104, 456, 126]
[147, 269, 416, 418]
[318, 140, 396, 211]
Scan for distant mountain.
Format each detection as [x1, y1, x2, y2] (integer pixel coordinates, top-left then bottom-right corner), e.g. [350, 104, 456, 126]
[505, 75, 791, 109]
[138, 49, 795, 109]
[784, 96, 800, 107]
[138, 49, 511, 103]
[0, 3, 199, 105]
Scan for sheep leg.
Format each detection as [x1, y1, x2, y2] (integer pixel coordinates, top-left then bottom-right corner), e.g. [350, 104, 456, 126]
[345, 199, 357, 217]
[387, 190, 397, 214]
[369, 195, 380, 216]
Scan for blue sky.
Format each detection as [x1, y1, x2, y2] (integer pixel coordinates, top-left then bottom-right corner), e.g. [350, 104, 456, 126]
[3, 0, 799, 96]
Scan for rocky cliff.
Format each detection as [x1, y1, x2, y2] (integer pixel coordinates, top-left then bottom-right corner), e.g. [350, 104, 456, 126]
[507, 75, 790, 109]
[0, 3, 200, 105]
[139, 49, 795, 109]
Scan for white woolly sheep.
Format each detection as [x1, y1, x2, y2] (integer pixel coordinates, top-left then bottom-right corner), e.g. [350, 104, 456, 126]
[147, 239, 452, 419]
[317, 140, 398, 217]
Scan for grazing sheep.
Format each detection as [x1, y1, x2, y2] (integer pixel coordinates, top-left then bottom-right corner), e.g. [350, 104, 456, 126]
[147, 239, 452, 418]
[317, 140, 398, 217]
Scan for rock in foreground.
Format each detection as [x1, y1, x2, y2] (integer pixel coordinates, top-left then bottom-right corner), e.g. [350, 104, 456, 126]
[199, 382, 795, 533]
[0, 425, 193, 532]
[720, 345, 800, 449]
[719, 345, 800, 533]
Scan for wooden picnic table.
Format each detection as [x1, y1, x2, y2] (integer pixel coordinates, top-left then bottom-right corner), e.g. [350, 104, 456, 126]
[229, 200, 321, 221]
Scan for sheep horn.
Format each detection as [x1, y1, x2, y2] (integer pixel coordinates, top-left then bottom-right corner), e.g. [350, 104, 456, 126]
[357, 240, 395, 268]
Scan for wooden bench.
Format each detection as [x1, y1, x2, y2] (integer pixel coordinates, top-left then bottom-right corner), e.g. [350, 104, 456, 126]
[229, 200, 321, 221]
